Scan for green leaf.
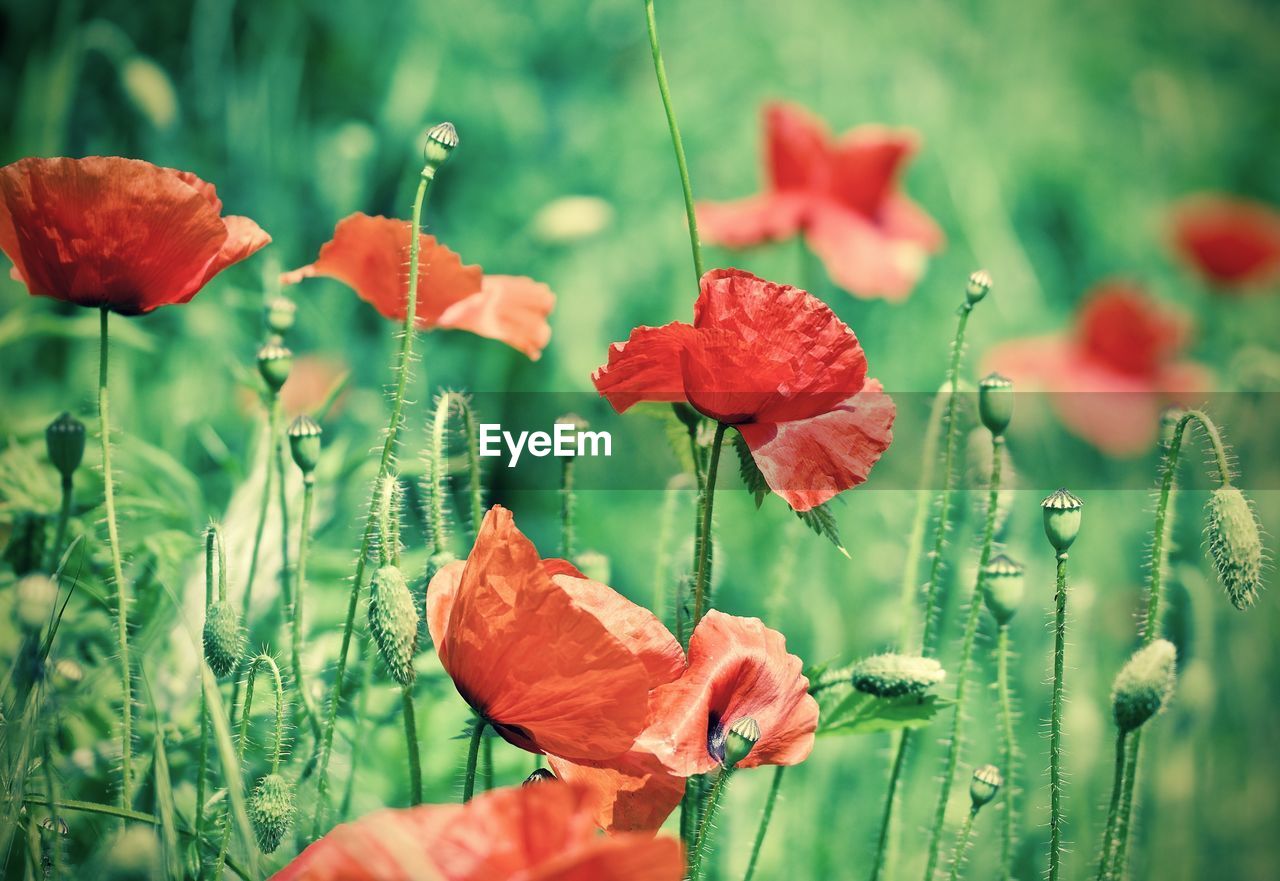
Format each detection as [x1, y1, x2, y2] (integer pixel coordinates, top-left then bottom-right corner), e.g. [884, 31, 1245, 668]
[732, 431, 770, 508]
[818, 691, 949, 736]
[150, 704, 182, 880]
[795, 503, 848, 557]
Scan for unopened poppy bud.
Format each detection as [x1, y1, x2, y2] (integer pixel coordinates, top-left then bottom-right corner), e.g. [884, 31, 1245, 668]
[368, 565, 420, 687]
[1111, 639, 1177, 733]
[257, 342, 292, 393]
[287, 415, 323, 477]
[724, 717, 761, 768]
[969, 764, 1003, 809]
[1205, 486, 1263, 610]
[14, 574, 57, 632]
[1159, 407, 1186, 449]
[46, 412, 86, 480]
[203, 601, 244, 678]
[982, 554, 1025, 625]
[1042, 488, 1083, 553]
[978, 373, 1014, 437]
[523, 768, 557, 786]
[423, 122, 459, 171]
[851, 653, 947, 697]
[966, 269, 992, 305]
[249, 773, 295, 854]
[265, 295, 297, 336]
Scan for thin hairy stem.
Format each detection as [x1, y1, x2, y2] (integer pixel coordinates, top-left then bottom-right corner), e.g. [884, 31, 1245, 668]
[742, 766, 784, 881]
[402, 685, 422, 804]
[241, 394, 278, 622]
[946, 808, 978, 881]
[1111, 732, 1141, 880]
[692, 422, 727, 626]
[195, 528, 219, 846]
[1049, 553, 1069, 881]
[898, 388, 949, 649]
[462, 719, 487, 803]
[997, 626, 1016, 881]
[1096, 730, 1128, 881]
[48, 476, 73, 573]
[291, 478, 320, 738]
[560, 457, 576, 559]
[688, 769, 732, 881]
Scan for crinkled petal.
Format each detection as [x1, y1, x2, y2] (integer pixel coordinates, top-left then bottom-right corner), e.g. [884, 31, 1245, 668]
[199, 214, 271, 288]
[270, 803, 458, 881]
[436, 274, 555, 360]
[737, 379, 895, 511]
[804, 200, 930, 301]
[1171, 194, 1280, 289]
[547, 744, 686, 834]
[696, 193, 808, 249]
[592, 322, 700, 413]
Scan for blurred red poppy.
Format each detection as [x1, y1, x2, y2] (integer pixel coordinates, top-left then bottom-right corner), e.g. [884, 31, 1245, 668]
[592, 268, 894, 511]
[696, 102, 943, 301]
[271, 781, 684, 881]
[426, 506, 679, 762]
[985, 280, 1210, 455]
[643, 610, 818, 776]
[1170, 194, 1280, 291]
[0, 157, 270, 314]
[281, 213, 554, 359]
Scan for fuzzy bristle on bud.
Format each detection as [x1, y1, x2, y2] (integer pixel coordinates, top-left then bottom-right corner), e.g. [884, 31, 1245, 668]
[45, 412, 86, 480]
[248, 773, 295, 854]
[423, 122, 459, 170]
[256, 342, 293, 393]
[1042, 488, 1083, 553]
[966, 269, 992, 304]
[724, 717, 761, 768]
[202, 601, 244, 678]
[982, 554, 1025, 625]
[523, 768, 557, 786]
[264, 296, 297, 337]
[1205, 486, 1264, 611]
[978, 373, 1014, 437]
[287, 415, 323, 476]
[851, 653, 946, 697]
[969, 764, 1003, 808]
[1111, 639, 1177, 733]
[368, 565, 420, 687]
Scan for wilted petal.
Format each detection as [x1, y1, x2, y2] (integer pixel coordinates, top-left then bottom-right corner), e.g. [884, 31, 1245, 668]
[804, 201, 929, 302]
[436, 274, 555, 360]
[592, 322, 700, 413]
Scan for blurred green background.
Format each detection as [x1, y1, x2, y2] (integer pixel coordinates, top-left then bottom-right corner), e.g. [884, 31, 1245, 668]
[2, 0, 1279, 878]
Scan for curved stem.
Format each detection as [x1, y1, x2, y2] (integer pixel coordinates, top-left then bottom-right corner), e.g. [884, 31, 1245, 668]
[997, 626, 1016, 881]
[869, 730, 910, 881]
[688, 769, 732, 881]
[692, 422, 727, 627]
[291, 479, 320, 738]
[98, 307, 133, 812]
[462, 719, 487, 803]
[402, 685, 422, 804]
[922, 438, 1003, 881]
[1111, 731, 1141, 880]
[313, 166, 435, 838]
[643, 0, 704, 283]
[1049, 553, 1069, 881]
[742, 766, 784, 881]
[1096, 730, 1128, 881]
[946, 808, 979, 881]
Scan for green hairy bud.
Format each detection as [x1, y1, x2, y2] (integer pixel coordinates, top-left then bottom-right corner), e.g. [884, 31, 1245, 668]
[982, 554, 1025, 625]
[851, 653, 946, 698]
[969, 764, 1003, 809]
[368, 565, 420, 687]
[203, 601, 244, 678]
[1112, 639, 1177, 733]
[1205, 486, 1264, 611]
[249, 773, 295, 854]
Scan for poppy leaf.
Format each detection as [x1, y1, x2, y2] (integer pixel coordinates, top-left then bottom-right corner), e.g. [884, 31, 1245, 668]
[794, 502, 847, 556]
[732, 431, 771, 508]
[817, 691, 948, 736]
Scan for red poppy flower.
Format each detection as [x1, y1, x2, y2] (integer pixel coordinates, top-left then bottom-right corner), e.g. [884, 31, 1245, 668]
[271, 781, 685, 881]
[0, 157, 270, 314]
[1170, 194, 1280, 291]
[642, 610, 818, 776]
[592, 268, 895, 511]
[426, 506, 681, 762]
[985, 280, 1210, 455]
[281, 213, 554, 359]
[696, 102, 943, 301]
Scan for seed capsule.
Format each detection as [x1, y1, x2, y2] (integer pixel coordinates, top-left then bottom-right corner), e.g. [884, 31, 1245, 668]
[723, 717, 760, 768]
[1042, 488, 1083, 553]
[423, 122, 459, 170]
[966, 269, 993, 304]
[202, 601, 244, 678]
[969, 764, 1003, 809]
[368, 565, 420, 687]
[851, 653, 946, 697]
[45, 412, 86, 480]
[256, 342, 292, 393]
[523, 768, 557, 786]
[248, 773, 295, 854]
[1111, 639, 1177, 733]
[287, 415, 323, 476]
[1205, 486, 1263, 611]
[264, 295, 297, 336]
[982, 554, 1025, 625]
[978, 373, 1014, 437]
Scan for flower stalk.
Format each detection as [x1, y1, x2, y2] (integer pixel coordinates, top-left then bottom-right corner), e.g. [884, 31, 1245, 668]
[462, 719, 487, 803]
[742, 766, 785, 881]
[692, 422, 728, 627]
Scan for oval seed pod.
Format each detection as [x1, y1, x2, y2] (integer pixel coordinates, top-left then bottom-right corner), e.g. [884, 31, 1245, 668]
[368, 565, 420, 687]
[523, 768, 557, 786]
[202, 601, 244, 678]
[249, 772, 295, 854]
[46, 412, 86, 480]
[978, 373, 1014, 437]
[256, 342, 293, 393]
[1042, 488, 1083, 553]
[969, 764, 1003, 809]
[1111, 639, 1177, 733]
[287, 415, 323, 476]
[264, 295, 297, 337]
[851, 653, 946, 697]
[982, 554, 1025, 625]
[1205, 486, 1264, 611]
[966, 269, 993, 305]
[423, 121, 459, 171]
[723, 717, 760, 768]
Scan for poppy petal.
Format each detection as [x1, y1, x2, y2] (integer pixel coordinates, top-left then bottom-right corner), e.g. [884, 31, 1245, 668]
[200, 214, 272, 288]
[737, 379, 895, 511]
[435, 274, 555, 360]
[525, 834, 685, 881]
[696, 193, 808, 249]
[764, 101, 832, 193]
[826, 127, 917, 216]
[592, 322, 700, 413]
[804, 201, 930, 301]
[1171, 194, 1280, 289]
[547, 745, 686, 834]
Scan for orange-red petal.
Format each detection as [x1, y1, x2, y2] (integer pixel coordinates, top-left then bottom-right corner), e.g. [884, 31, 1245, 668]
[696, 192, 808, 249]
[764, 101, 832, 193]
[436, 274, 555, 360]
[547, 743, 686, 834]
[592, 323, 700, 413]
[803, 200, 932, 302]
[826, 126, 917, 216]
[1170, 194, 1280, 289]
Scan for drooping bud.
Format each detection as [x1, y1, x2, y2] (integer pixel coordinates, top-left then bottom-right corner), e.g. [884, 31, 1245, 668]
[13, 574, 57, 632]
[248, 773, 295, 854]
[423, 122, 459, 171]
[368, 565, 420, 687]
[1205, 486, 1264, 611]
[256, 342, 292, 393]
[966, 269, 992, 305]
[1111, 639, 1177, 733]
[203, 601, 244, 678]
[978, 373, 1014, 437]
[287, 415, 323, 477]
[523, 768, 557, 786]
[969, 764, 1003, 809]
[46, 412, 86, 480]
[1042, 488, 1083, 553]
[982, 555, 1025, 625]
[264, 295, 297, 337]
[723, 717, 761, 768]
[851, 653, 946, 697]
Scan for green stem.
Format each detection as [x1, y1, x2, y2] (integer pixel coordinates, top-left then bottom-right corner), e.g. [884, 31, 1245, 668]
[291, 478, 320, 738]
[870, 730, 910, 881]
[643, 0, 704, 283]
[339, 646, 373, 822]
[98, 306, 133, 812]
[923, 438, 1003, 881]
[240, 393, 279, 623]
[312, 165, 435, 838]
[42, 740, 61, 881]
[195, 528, 219, 847]
[462, 719, 487, 803]
[692, 422, 727, 627]
[463, 401, 484, 539]
[1097, 730, 1128, 881]
[997, 626, 1016, 881]
[560, 456, 576, 559]
[1049, 553, 1069, 881]
[946, 808, 979, 881]
[898, 387, 948, 649]
[402, 685, 422, 804]
[47, 476, 73, 572]
[1111, 731, 1141, 880]
[742, 766, 785, 881]
[688, 769, 732, 881]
